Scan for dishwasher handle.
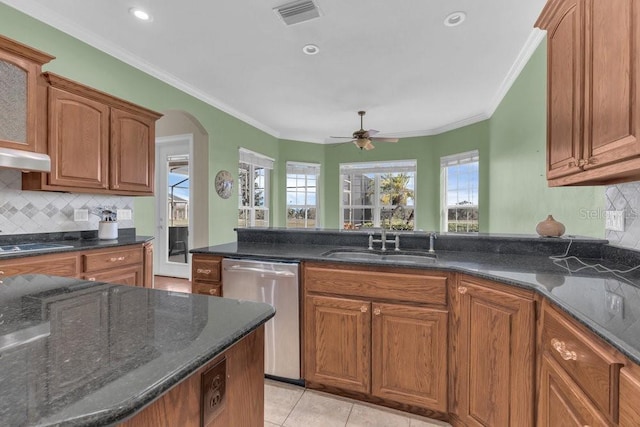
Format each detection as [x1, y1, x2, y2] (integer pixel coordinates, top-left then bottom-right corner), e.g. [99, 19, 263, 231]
[223, 264, 296, 277]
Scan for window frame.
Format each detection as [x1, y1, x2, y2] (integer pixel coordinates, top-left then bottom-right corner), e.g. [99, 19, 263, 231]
[286, 161, 320, 229]
[339, 160, 417, 230]
[440, 150, 479, 233]
[238, 148, 273, 227]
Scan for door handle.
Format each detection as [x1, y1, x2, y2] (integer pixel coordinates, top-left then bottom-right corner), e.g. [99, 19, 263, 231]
[223, 265, 296, 277]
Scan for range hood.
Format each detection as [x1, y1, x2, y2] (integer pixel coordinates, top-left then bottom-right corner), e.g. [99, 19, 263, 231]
[0, 147, 51, 172]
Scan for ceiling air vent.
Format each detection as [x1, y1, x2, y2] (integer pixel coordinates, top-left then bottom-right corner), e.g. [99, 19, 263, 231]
[274, 0, 321, 26]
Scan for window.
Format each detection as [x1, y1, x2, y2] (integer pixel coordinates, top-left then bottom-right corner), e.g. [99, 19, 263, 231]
[340, 160, 416, 230]
[286, 162, 320, 228]
[441, 150, 479, 232]
[238, 148, 273, 227]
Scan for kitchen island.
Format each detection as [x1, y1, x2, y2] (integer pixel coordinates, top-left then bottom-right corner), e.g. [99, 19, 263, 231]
[0, 274, 274, 426]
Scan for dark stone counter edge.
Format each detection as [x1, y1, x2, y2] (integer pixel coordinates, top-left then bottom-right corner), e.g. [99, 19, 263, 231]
[0, 229, 153, 260]
[192, 246, 640, 366]
[61, 307, 275, 427]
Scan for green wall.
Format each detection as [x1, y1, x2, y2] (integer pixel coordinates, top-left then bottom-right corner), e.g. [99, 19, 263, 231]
[0, 3, 279, 245]
[488, 41, 604, 237]
[321, 121, 490, 231]
[1, 3, 605, 241]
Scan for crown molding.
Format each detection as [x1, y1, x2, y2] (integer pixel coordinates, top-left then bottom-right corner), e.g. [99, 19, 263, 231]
[3, 1, 545, 146]
[485, 28, 546, 117]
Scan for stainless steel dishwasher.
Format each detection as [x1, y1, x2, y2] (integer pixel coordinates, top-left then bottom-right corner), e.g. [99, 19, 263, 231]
[221, 258, 300, 381]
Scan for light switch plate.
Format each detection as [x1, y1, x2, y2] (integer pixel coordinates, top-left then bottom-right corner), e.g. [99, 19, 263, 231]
[605, 210, 625, 232]
[117, 209, 132, 220]
[74, 209, 89, 222]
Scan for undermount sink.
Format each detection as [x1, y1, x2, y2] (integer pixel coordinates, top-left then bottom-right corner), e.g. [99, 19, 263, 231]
[321, 249, 437, 264]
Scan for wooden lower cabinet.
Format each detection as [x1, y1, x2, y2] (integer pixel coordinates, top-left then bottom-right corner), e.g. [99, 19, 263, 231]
[0, 243, 150, 287]
[119, 326, 265, 427]
[538, 353, 612, 427]
[305, 295, 371, 393]
[619, 366, 640, 427]
[372, 302, 448, 412]
[303, 263, 449, 416]
[191, 255, 223, 296]
[450, 275, 535, 427]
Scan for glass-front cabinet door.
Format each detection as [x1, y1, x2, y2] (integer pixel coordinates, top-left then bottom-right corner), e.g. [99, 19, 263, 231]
[0, 35, 53, 152]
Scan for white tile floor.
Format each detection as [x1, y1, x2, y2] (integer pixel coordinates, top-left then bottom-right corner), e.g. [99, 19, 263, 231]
[264, 379, 452, 427]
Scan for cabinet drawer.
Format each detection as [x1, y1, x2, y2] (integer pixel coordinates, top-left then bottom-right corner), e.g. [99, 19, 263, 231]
[0, 253, 80, 278]
[304, 263, 447, 305]
[192, 257, 222, 282]
[541, 302, 622, 418]
[192, 282, 222, 297]
[83, 246, 142, 272]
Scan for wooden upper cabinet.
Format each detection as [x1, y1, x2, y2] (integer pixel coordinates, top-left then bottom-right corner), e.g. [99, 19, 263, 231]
[451, 275, 535, 427]
[536, 0, 640, 186]
[0, 35, 54, 152]
[110, 108, 155, 193]
[22, 72, 161, 195]
[47, 86, 110, 189]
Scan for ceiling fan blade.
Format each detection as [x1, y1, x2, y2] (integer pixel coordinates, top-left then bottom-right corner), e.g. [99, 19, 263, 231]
[370, 137, 399, 143]
[330, 135, 355, 139]
[364, 141, 375, 150]
[366, 129, 379, 137]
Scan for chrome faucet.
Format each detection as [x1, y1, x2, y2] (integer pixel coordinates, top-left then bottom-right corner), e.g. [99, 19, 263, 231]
[369, 228, 400, 251]
[428, 232, 437, 253]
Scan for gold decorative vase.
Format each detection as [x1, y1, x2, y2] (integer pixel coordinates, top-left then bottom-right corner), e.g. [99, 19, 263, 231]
[536, 215, 565, 237]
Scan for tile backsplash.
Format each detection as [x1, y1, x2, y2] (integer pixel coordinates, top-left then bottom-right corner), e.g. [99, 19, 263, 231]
[606, 182, 640, 249]
[0, 169, 134, 235]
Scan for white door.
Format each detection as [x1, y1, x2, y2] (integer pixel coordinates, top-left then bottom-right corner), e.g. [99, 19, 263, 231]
[155, 135, 193, 279]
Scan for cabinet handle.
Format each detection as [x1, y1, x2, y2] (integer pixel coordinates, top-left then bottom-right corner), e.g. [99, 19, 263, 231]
[88, 277, 96, 281]
[0, 270, 3, 284]
[373, 308, 381, 316]
[109, 256, 126, 262]
[458, 286, 468, 294]
[360, 305, 368, 313]
[551, 338, 577, 361]
[209, 288, 218, 295]
[197, 268, 212, 275]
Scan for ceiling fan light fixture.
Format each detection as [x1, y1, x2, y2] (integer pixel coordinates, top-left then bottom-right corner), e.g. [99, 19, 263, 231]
[354, 138, 371, 150]
[302, 44, 319, 55]
[444, 11, 466, 27]
[129, 7, 153, 21]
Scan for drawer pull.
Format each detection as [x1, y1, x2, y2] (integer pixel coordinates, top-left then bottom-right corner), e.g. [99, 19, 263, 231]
[0, 270, 3, 285]
[360, 305, 368, 313]
[458, 286, 468, 294]
[197, 268, 212, 275]
[109, 256, 126, 262]
[209, 288, 218, 295]
[373, 307, 381, 316]
[551, 338, 577, 361]
[88, 277, 96, 281]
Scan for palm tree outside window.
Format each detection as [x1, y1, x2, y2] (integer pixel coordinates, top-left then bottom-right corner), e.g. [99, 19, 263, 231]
[340, 160, 416, 230]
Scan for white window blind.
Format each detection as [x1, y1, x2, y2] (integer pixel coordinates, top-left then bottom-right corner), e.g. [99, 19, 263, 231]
[286, 161, 321, 175]
[239, 148, 274, 169]
[340, 159, 416, 175]
[440, 150, 479, 168]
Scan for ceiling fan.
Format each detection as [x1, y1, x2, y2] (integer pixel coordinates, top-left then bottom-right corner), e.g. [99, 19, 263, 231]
[331, 111, 399, 150]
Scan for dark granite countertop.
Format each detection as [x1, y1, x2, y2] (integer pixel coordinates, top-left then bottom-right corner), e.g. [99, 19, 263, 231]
[0, 229, 153, 260]
[0, 274, 275, 426]
[192, 230, 640, 365]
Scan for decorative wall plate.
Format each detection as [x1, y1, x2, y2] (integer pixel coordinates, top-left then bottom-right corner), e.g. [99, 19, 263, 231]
[214, 170, 233, 199]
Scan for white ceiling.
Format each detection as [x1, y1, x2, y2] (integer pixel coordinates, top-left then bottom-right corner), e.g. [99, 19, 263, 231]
[2, 0, 547, 143]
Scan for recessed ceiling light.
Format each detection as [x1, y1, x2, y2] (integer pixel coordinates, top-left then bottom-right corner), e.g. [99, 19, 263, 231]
[129, 7, 152, 21]
[302, 44, 320, 55]
[444, 11, 466, 27]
